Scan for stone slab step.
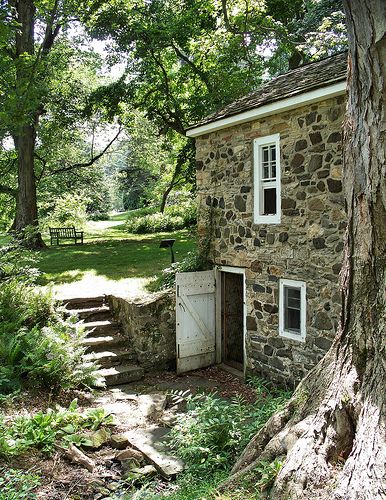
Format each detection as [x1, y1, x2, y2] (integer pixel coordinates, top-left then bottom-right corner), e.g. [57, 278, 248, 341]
[63, 296, 105, 309]
[125, 427, 184, 479]
[83, 320, 121, 337]
[83, 335, 126, 352]
[97, 364, 144, 386]
[83, 348, 137, 367]
[66, 306, 110, 321]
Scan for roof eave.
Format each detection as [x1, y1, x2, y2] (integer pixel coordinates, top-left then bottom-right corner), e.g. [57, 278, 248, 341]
[186, 80, 346, 138]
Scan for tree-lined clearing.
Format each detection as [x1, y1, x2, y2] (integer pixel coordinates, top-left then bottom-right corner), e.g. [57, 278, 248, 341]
[0, 0, 385, 498]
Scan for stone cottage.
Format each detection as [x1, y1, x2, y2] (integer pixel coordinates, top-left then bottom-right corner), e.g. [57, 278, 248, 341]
[185, 52, 347, 387]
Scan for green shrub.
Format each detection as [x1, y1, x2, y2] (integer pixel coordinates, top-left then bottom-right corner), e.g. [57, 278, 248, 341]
[0, 279, 98, 394]
[0, 242, 40, 284]
[146, 251, 208, 292]
[125, 201, 197, 234]
[42, 192, 89, 230]
[169, 379, 291, 477]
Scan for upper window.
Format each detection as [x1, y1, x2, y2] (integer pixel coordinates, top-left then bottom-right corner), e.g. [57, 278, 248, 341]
[279, 279, 306, 342]
[253, 134, 281, 224]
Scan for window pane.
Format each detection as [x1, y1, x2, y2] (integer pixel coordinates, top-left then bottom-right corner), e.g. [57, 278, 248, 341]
[285, 307, 301, 332]
[263, 165, 270, 178]
[284, 287, 301, 332]
[263, 188, 276, 215]
[287, 288, 301, 308]
[262, 147, 269, 163]
[270, 146, 276, 162]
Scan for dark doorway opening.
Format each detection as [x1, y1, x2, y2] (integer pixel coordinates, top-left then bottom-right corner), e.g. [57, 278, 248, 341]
[221, 272, 244, 371]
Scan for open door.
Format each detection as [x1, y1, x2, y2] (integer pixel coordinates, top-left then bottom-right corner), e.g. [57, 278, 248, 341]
[176, 270, 216, 374]
[221, 271, 244, 371]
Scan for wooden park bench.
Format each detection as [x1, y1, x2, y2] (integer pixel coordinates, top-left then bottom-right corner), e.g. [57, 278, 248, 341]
[49, 226, 84, 246]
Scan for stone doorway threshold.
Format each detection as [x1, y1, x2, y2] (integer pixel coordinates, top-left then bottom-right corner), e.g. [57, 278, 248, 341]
[218, 362, 244, 379]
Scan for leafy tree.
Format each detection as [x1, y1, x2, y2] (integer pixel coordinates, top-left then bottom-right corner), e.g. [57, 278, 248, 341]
[0, 1, 117, 246]
[85, 0, 347, 207]
[226, 1, 386, 497]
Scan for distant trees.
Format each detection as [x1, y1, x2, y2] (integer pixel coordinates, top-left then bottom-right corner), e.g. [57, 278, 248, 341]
[0, 1, 118, 245]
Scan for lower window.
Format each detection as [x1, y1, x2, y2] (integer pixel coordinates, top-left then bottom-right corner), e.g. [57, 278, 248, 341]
[279, 279, 306, 341]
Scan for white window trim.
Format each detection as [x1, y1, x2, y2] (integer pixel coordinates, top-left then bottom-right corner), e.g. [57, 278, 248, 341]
[279, 279, 306, 342]
[253, 134, 281, 224]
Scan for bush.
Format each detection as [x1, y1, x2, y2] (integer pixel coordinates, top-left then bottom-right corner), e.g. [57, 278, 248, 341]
[169, 379, 291, 477]
[0, 242, 40, 284]
[0, 279, 97, 394]
[42, 192, 89, 230]
[146, 251, 208, 292]
[125, 201, 197, 234]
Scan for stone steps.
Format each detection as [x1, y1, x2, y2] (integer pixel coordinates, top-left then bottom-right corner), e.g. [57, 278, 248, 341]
[83, 348, 137, 367]
[63, 296, 106, 309]
[97, 364, 145, 386]
[66, 306, 111, 322]
[62, 296, 144, 387]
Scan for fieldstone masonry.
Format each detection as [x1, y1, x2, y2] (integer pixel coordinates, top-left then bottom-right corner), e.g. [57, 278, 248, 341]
[196, 96, 346, 387]
[107, 292, 176, 372]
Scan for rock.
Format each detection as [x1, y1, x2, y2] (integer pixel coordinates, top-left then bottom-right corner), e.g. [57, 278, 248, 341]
[121, 458, 142, 474]
[65, 444, 95, 472]
[126, 427, 184, 479]
[123, 465, 158, 482]
[115, 448, 144, 463]
[110, 434, 130, 450]
[138, 393, 167, 420]
[83, 429, 111, 450]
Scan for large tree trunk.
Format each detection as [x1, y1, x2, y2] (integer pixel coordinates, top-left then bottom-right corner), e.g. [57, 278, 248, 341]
[14, 126, 38, 232]
[224, 2, 386, 498]
[12, 0, 44, 247]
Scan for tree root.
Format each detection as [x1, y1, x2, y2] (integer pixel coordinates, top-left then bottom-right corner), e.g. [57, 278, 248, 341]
[222, 346, 386, 499]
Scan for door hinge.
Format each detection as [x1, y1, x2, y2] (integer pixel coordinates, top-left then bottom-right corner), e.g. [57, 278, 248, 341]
[176, 285, 180, 297]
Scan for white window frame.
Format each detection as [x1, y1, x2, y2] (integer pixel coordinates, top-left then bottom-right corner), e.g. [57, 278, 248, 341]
[279, 279, 306, 342]
[253, 134, 281, 224]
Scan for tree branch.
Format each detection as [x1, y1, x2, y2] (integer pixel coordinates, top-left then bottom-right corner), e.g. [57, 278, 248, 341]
[41, 0, 61, 55]
[46, 126, 122, 176]
[171, 42, 212, 91]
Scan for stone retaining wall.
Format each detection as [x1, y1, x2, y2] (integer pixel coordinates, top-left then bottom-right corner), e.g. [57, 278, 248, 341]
[107, 292, 176, 372]
[196, 96, 346, 387]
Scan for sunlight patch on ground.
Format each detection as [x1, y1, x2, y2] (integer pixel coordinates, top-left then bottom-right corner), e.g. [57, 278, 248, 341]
[42, 271, 151, 300]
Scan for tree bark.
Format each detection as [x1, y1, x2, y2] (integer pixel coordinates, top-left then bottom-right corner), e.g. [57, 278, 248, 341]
[225, 1, 386, 498]
[12, 0, 44, 247]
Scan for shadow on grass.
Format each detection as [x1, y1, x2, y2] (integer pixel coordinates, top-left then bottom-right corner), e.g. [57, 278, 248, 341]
[37, 230, 196, 285]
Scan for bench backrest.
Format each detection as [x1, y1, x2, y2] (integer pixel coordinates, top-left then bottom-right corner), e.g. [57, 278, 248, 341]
[49, 227, 76, 237]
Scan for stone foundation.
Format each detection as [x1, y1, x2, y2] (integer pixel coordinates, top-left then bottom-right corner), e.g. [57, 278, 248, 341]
[107, 292, 176, 372]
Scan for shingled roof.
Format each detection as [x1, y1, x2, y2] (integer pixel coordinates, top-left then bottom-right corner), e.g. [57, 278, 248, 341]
[187, 51, 347, 135]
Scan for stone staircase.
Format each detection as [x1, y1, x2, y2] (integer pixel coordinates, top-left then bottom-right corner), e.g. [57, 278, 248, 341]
[63, 296, 144, 386]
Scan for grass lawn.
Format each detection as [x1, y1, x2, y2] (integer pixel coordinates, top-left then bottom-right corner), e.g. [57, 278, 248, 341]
[36, 216, 196, 298]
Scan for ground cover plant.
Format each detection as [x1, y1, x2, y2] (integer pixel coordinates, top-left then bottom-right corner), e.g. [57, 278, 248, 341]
[0, 399, 112, 458]
[0, 242, 98, 395]
[0, 467, 41, 500]
[136, 378, 292, 499]
[0, 278, 98, 394]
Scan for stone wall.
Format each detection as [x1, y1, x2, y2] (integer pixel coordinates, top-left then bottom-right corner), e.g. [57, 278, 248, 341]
[196, 96, 346, 387]
[107, 292, 176, 372]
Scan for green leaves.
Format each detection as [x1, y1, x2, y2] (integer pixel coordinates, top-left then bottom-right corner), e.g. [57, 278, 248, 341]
[169, 383, 291, 477]
[0, 400, 114, 458]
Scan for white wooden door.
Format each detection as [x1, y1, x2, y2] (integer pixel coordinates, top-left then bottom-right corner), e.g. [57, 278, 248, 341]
[176, 270, 216, 374]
